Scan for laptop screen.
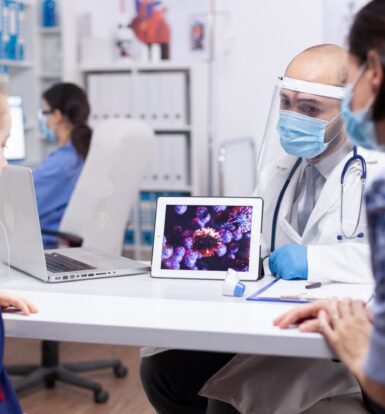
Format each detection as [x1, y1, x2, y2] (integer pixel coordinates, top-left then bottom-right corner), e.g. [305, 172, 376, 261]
[161, 204, 253, 272]
[5, 96, 26, 161]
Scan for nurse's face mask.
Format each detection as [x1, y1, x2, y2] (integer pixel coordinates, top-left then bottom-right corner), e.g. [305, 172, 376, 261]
[256, 77, 346, 174]
[39, 108, 56, 142]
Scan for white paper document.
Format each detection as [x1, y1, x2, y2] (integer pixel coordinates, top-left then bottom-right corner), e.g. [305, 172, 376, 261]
[250, 278, 374, 303]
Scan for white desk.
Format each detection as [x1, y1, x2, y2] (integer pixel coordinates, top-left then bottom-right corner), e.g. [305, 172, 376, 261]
[0, 269, 334, 359]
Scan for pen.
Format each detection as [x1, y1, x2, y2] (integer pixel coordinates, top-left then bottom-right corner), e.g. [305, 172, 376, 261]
[280, 295, 323, 303]
[305, 281, 335, 290]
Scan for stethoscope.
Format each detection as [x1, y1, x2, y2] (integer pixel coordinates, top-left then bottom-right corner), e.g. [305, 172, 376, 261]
[338, 145, 366, 240]
[270, 146, 367, 253]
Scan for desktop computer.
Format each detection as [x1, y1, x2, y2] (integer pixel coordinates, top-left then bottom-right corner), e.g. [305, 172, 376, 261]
[5, 96, 26, 161]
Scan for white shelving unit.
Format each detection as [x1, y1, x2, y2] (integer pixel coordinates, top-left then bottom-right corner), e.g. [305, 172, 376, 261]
[5, 0, 42, 165]
[1, 0, 63, 165]
[0, 59, 33, 67]
[80, 62, 209, 260]
[36, 0, 63, 158]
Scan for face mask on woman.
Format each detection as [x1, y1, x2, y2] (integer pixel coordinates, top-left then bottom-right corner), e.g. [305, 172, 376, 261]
[39, 114, 56, 142]
[341, 64, 385, 152]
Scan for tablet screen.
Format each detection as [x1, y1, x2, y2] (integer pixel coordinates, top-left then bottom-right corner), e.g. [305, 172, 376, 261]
[161, 205, 252, 272]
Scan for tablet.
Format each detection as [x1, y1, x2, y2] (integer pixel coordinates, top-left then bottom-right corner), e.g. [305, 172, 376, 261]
[151, 197, 263, 280]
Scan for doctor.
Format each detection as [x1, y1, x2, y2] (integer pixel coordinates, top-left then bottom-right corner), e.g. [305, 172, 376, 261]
[141, 44, 385, 414]
[258, 46, 380, 284]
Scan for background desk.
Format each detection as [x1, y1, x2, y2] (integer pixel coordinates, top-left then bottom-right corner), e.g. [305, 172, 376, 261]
[0, 269, 334, 359]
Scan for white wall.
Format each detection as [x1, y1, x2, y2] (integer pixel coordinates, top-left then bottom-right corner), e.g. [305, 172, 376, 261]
[61, 0, 326, 193]
[210, 0, 325, 193]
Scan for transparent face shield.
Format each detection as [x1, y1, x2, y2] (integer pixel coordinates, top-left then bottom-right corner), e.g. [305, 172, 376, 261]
[257, 77, 346, 179]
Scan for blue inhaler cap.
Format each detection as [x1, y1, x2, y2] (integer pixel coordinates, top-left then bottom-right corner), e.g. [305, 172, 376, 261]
[234, 281, 246, 297]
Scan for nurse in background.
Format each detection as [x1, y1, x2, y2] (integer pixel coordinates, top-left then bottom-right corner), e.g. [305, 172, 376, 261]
[34, 83, 92, 248]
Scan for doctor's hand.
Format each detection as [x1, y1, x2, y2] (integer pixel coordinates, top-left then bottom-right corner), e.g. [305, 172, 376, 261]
[269, 244, 308, 280]
[0, 291, 38, 316]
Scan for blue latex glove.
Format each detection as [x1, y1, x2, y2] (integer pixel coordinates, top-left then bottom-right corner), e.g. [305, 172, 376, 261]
[269, 244, 308, 280]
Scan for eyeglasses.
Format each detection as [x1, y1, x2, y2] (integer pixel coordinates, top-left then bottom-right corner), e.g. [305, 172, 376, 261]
[41, 109, 54, 116]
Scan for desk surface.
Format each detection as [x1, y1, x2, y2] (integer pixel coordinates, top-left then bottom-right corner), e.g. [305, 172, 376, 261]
[0, 269, 335, 359]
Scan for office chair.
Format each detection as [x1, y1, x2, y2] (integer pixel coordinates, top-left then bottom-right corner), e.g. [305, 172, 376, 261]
[218, 137, 257, 197]
[7, 119, 155, 403]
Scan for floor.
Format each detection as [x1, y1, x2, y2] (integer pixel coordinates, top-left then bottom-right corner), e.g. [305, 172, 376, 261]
[4, 338, 154, 414]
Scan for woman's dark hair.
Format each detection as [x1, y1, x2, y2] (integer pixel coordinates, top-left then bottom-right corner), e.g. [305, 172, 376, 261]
[43, 82, 92, 159]
[349, 0, 385, 121]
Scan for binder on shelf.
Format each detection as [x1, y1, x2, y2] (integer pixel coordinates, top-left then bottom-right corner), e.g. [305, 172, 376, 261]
[2, 0, 9, 59]
[88, 72, 136, 125]
[148, 73, 159, 124]
[121, 73, 133, 120]
[134, 72, 149, 122]
[0, 1, 4, 59]
[154, 135, 164, 185]
[87, 74, 101, 124]
[110, 74, 122, 119]
[162, 134, 189, 188]
[159, 72, 173, 127]
[170, 134, 189, 187]
[160, 72, 188, 128]
[125, 208, 136, 246]
[100, 75, 112, 120]
[139, 191, 156, 246]
[170, 72, 187, 126]
[124, 228, 135, 245]
[7, 0, 17, 60]
[17, 1, 25, 60]
[142, 133, 189, 189]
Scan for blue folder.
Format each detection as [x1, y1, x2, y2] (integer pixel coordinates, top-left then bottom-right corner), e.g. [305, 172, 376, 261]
[247, 278, 313, 304]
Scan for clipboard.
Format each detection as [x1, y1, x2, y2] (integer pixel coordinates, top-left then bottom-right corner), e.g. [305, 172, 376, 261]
[247, 277, 374, 304]
[246, 278, 316, 304]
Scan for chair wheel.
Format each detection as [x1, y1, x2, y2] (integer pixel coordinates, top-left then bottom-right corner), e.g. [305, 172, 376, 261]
[94, 389, 109, 404]
[45, 378, 56, 389]
[113, 365, 128, 378]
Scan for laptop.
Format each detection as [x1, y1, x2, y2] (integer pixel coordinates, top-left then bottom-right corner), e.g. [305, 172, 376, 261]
[0, 165, 149, 283]
[151, 197, 263, 280]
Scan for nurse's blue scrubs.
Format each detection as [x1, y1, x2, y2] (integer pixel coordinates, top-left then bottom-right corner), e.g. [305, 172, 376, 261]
[33, 142, 84, 248]
[0, 310, 22, 413]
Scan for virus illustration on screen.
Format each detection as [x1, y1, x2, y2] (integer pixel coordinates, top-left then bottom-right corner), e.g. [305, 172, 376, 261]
[192, 227, 221, 257]
[161, 205, 252, 271]
[228, 206, 252, 233]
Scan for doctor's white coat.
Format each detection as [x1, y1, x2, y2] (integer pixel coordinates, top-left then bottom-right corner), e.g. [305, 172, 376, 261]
[258, 148, 382, 283]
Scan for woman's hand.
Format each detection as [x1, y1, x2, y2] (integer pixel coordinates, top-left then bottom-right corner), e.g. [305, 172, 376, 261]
[273, 300, 330, 332]
[0, 292, 38, 316]
[318, 298, 372, 378]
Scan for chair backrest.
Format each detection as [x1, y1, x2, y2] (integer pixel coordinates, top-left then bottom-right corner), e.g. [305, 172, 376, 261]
[60, 119, 155, 255]
[218, 137, 257, 196]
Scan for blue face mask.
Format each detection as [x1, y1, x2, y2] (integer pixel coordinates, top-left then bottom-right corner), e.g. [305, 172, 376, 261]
[341, 66, 384, 152]
[278, 110, 338, 159]
[39, 115, 56, 142]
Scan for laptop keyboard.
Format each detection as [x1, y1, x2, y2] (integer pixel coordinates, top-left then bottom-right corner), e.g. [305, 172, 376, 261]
[45, 252, 96, 274]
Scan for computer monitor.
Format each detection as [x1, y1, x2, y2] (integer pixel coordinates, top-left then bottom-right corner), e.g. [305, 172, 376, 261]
[5, 96, 26, 161]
